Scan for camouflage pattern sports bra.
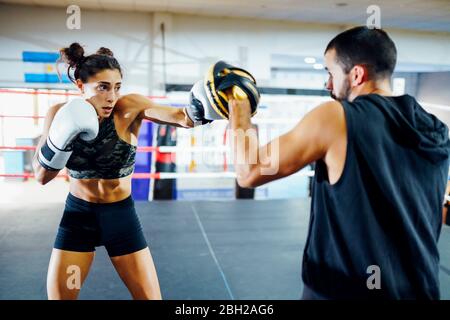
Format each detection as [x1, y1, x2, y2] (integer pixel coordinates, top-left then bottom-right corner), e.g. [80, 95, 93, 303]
[66, 113, 137, 179]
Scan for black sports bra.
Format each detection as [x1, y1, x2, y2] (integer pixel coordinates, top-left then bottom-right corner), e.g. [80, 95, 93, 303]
[66, 113, 136, 179]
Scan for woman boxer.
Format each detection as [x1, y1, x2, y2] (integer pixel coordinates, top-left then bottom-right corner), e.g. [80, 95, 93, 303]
[32, 43, 200, 300]
[33, 43, 258, 299]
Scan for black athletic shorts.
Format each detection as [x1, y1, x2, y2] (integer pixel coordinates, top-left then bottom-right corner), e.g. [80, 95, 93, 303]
[54, 193, 147, 257]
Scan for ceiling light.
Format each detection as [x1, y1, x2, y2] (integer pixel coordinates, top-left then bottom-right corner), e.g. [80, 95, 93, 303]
[313, 63, 324, 70]
[304, 57, 316, 64]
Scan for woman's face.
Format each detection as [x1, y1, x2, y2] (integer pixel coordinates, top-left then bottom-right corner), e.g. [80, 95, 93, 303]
[77, 69, 122, 118]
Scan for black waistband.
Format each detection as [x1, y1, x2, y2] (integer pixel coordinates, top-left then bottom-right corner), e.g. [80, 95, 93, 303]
[66, 193, 134, 209]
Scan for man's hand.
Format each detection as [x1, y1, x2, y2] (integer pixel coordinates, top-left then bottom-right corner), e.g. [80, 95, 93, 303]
[229, 97, 252, 130]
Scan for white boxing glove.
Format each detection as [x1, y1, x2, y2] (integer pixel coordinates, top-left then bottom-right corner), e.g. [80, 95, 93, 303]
[38, 98, 99, 171]
[185, 80, 219, 125]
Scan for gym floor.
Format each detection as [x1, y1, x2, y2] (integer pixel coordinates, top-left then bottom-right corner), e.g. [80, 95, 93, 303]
[1, 199, 449, 300]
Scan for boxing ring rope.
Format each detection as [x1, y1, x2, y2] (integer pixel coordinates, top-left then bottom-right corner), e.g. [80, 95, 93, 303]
[0, 145, 230, 153]
[0, 88, 168, 100]
[0, 171, 315, 180]
[0, 115, 45, 119]
[0, 114, 299, 125]
[0, 145, 315, 179]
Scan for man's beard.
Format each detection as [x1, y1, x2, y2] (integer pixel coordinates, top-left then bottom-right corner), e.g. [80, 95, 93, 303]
[330, 79, 351, 102]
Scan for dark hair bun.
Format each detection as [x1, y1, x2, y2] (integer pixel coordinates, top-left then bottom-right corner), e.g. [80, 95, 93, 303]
[57, 43, 122, 84]
[96, 47, 114, 57]
[60, 42, 85, 67]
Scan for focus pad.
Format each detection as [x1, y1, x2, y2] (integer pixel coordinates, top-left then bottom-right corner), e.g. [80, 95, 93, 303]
[204, 60, 260, 119]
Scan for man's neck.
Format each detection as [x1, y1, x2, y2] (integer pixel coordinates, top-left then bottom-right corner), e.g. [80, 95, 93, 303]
[348, 79, 393, 102]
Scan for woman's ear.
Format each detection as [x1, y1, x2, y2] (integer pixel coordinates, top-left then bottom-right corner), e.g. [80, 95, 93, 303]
[75, 79, 84, 93]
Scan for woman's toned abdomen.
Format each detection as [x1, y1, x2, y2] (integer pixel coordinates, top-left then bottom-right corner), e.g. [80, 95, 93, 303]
[69, 175, 133, 203]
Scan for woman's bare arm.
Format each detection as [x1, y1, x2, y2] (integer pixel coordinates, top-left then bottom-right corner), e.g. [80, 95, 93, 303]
[115, 94, 194, 128]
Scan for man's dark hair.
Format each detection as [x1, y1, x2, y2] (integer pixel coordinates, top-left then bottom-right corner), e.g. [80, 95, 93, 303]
[325, 26, 397, 80]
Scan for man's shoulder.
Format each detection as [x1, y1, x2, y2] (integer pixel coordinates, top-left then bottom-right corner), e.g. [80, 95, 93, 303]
[312, 100, 345, 120]
[302, 100, 346, 136]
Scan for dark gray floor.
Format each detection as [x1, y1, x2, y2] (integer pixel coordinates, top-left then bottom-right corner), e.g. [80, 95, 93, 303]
[0, 199, 449, 300]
